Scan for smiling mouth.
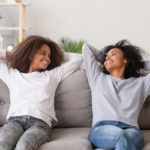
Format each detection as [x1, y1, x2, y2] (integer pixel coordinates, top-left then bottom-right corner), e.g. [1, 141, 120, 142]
[42, 60, 49, 67]
[106, 60, 113, 64]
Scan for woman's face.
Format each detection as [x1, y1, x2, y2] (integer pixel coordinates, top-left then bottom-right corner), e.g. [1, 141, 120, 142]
[104, 48, 127, 73]
[29, 44, 51, 72]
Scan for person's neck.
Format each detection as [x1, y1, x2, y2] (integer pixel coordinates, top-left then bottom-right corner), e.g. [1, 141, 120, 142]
[28, 68, 33, 73]
[110, 70, 125, 79]
[28, 67, 37, 73]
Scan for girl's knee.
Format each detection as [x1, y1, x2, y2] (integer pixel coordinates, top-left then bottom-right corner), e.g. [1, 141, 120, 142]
[0, 141, 13, 150]
[15, 142, 34, 150]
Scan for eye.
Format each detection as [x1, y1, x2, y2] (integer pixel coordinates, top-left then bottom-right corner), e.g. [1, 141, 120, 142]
[40, 51, 46, 55]
[111, 53, 117, 56]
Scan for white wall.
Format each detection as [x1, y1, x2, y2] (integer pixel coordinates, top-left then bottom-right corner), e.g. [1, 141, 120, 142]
[1, 0, 150, 54]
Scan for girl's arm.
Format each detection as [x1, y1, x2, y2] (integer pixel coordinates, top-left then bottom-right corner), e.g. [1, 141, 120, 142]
[58, 52, 83, 80]
[0, 50, 12, 85]
[0, 50, 6, 60]
[0, 50, 11, 60]
[82, 43, 102, 87]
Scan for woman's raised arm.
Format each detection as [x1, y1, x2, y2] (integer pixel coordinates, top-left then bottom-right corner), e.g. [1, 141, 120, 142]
[82, 43, 102, 86]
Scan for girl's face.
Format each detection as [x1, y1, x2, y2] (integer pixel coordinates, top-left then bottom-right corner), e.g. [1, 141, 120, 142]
[28, 44, 51, 72]
[104, 48, 127, 73]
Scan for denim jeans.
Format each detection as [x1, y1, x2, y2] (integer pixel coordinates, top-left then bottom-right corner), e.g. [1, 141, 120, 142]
[0, 115, 51, 150]
[89, 121, 144, 150]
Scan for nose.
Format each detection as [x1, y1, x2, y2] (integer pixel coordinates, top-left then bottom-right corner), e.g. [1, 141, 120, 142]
[45, 55, 50, 63]
[105, 55, 109, 60]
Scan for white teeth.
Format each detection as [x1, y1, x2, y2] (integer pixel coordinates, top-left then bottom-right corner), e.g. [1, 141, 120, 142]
[106, 60, 112, 64]
[43, 61, 48, 65]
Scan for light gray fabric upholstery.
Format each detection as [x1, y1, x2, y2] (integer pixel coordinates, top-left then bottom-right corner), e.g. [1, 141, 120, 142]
[55, 69, 92, 127]
[138, 97, 150, 129]
[142, 130, 150, 143]
[39, 128, 92, 150]
[0, 79, 9, 126]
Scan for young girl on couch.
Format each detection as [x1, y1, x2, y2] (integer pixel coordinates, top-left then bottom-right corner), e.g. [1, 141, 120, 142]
[82, 40, 149, 150]
[0, 35, 82, 150]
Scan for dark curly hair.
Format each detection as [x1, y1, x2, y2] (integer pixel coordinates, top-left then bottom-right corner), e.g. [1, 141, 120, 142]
[7, 35, 64, 73]
[98, 40, 144, 79]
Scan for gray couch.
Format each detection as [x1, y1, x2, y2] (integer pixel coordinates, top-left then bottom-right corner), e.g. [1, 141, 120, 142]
[0, 69, 150, 150]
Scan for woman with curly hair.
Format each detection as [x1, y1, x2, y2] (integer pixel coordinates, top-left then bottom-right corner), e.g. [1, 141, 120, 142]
[82, 40, 147, 150]
[0, 35, 82, 150]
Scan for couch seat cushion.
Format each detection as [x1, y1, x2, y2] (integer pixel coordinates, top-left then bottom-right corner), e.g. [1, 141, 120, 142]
[142, 130, 150, 150]
[39, 128, 92, 150]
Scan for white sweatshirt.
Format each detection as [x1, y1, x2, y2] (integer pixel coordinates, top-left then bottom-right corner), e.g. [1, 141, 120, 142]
[0, 50, 82, 127]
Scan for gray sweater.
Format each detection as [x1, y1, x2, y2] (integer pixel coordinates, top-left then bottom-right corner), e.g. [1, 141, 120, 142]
[82, 43, 150, 128]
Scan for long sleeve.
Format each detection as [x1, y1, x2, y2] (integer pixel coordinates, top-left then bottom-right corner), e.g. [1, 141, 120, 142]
[0, 50, 13, 85]
[0, 50, 6, 60]
[82, 43, 101, 87]
[142, 74, 150, 99]
[0, 61, 12, 86]
[56, 52, 83, 81]
[144, 61, 150, 71]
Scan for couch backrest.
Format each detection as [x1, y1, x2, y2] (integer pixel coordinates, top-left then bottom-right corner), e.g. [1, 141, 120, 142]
[0, 69, 150, 129]
[55, 69, 92, 127]
[0, 80, 10, 125]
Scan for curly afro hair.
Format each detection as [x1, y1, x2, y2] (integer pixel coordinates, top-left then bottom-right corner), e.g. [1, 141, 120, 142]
[98, 40, 144, 79]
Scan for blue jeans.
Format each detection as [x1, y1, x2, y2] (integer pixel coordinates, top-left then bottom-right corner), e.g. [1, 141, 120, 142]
[89, 121, 144, 150]
[0, 115, 51, 150]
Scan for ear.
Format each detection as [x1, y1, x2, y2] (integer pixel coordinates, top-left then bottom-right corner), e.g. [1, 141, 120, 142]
[124, 59, 127, 64]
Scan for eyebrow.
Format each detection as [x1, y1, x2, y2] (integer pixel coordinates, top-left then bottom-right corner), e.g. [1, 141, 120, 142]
[107, 51, 120, 55]
[40, 50, 51, 56]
